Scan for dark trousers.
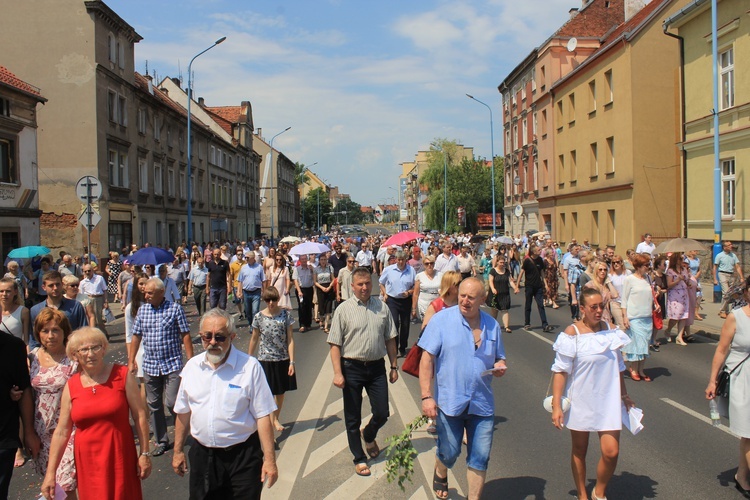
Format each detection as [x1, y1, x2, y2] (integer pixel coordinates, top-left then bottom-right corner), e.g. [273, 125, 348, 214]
[209, 287, 227, 310]
[188, 432, 263, 500]
[0, 448, 14, 499]
[386, 296, 411, 353]
[193, 286, 206, 316]
[524, 285, 549, 327]
[144, 371, 181, 445]
[341, 359, 389, 464]
[298, 287, 314, 327]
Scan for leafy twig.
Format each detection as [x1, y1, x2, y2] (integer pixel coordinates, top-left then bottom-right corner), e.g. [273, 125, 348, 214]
[385, 414, 429, 490]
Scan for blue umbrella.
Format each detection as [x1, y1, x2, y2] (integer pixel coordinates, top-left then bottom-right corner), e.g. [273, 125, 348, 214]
[8, 245, 51, 259]
[127, 247, 175, 266]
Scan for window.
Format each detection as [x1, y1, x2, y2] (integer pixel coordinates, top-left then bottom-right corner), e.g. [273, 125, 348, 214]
[512, 124, 518, 151]
[138, 158, 148, 193]
[540, 65, 546, 89]
[211, 179, 217, 204]
[541, 109, 547, 136]
[137, 108, 146, 135]
[179, 130, 184, 152]
[118, 95, 127, 126]
[167, 126, 172, 148]
[167, 167, 175, 197]
[542, 159, 549, 189]
[531, 68, 536, 92]
[558, 154, 565, 188]
[592, 211, 599, 245]
[217, 149, 223, 168]
[556, 101, 564, 131]
[604, 70, 613, 105]
[141, 221, 148, 246]
[191, 173, 196, 201]
[0, 137, 17, 184]
[505, 130, 511, 153]
[559, 213, 566, 240]
[606, 137, 615, 173]
[722, 158, 736, 218]
[0, 98, 9, 117]
[572, 211, 578, 236]
[590, 142, 598, 177]
[154, 162, 163, 195]
[533, 112, 538, 140]
[720, 47, 734, 110]
[588, 80, 596, 114]
[108, 149, 128, 187]
[156, 221, 163, 246]
[607, 209, 616, 245]
[521, 80, 527, 101]
[570, 150, 577, 183]
[522, 117, 528, 146]
[198, 172, 204, 202]
[154, 115, 161, 141]
[179, 168, 186, 200]
[533, 160, 538, 191]
[108, 34, 117, 63]
[568, 94, 576, 124]
[118, 41, 125, 70]
[210, 146, 216, 165]
[107, 91, 117, 122]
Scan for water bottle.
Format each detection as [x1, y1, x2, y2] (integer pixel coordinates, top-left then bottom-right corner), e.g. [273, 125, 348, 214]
[709, 399, 721, 427]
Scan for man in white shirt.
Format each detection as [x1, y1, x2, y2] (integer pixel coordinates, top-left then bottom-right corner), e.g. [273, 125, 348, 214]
[172, 308, 278, 498]
[355, 243, 374, 273]
[79, 264, 108, 335]
[158, 265, 182, 304]
[434, 242, 459, 273]
[635, 233, 656, 255]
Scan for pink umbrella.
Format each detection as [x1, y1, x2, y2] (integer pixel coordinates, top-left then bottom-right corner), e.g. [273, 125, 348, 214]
[381, 231, 424, 247]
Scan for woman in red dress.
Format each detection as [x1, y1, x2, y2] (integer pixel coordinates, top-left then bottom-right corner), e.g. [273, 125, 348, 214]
[41, 327, 151, 500]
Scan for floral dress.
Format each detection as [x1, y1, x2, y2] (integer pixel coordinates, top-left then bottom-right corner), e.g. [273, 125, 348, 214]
[667, 268, 690, 320]
[544, 256, 560, 302]
[30, 349, 78, 492]
[251, 309, 297, 395]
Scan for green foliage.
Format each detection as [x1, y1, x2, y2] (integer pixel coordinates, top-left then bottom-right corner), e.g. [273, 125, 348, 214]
[300, 187, 333, 231]
[385, 414, 428, 491]
[293, 162, 311, 187]
[333, 198, 364, 224]
[421, 139, 504, 233]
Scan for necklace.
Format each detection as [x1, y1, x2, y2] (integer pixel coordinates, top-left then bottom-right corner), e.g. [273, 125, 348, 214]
[83, 370, 106, 394]
[41, 347, 65, 364]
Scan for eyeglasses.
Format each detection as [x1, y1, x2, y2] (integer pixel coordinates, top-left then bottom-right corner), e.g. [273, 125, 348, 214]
[347, 260, 355, 263]
[67, 284, 79, 288]
[424, 262, 435, 266]
[200, 333, 228, 343]
[588, 304, 606, 311]
[612, 260, 622, 264]
[597, 268, 608, 272]
[77, 345, 103, 355]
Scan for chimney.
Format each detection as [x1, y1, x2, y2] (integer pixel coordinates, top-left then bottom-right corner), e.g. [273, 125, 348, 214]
[569, 7, 579, 18]
[198, 97, 205, 106]
[171, 77, 181, 88]
[145, 74, 154, 95]
[625, 0, 650, 22]
[256, 127, 262, 138]
[160, 87, 168, 96]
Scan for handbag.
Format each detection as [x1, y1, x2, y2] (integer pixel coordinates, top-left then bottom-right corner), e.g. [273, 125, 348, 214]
[401, 343, 423, 378]
[543, 328, 577, 413]
[716, 352, 750, 399]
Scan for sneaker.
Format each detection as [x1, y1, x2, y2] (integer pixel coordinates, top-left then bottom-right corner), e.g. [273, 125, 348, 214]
[152, 443, 168, 457]
[523, 325, 532, 330]
[543, 325, 554, 333]
[650, 344, 660, 352]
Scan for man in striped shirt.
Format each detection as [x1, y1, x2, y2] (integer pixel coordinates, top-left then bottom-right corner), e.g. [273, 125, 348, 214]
[327, 267, 398, 477]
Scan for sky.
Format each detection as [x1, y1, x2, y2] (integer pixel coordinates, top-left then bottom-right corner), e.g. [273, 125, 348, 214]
[109, 0, 577, 207]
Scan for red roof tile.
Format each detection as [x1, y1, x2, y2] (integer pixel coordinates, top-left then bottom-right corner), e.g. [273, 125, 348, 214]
[0, 66, 45, 101]
[134, 72, 209, 128]
[203, 107, 234, 136]
[554, 0, 625, 38]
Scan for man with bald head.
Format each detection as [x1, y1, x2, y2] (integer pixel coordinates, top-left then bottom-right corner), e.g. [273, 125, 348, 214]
[418, 278, 507, 500]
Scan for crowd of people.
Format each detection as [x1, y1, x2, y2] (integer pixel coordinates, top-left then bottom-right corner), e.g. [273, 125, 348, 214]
[0, 229, 747, 500]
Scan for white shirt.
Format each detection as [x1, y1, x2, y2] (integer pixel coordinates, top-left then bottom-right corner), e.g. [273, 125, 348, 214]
[79, 273, 107, 295]
[435, 253, 459, 273]
[174, 346, 277, 448]
[355, 249, 373, 266]
[635, 241, 655, 255]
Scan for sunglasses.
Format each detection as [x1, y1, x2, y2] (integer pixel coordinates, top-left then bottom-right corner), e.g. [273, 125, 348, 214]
[612, 261, 622, 264]
[347, 260, 355, 263]
[588, 304, 606, 311]
[424, 262, 435, 266]
[200, 333, 228, 342]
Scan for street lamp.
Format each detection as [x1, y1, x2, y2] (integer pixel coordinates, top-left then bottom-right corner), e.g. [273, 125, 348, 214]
[466, 94, 497, 235]
[434, 144, 448, 233]
[186, 36, 226, 244]
[300, 162, 317, 233]
[269, 126, 291, 245]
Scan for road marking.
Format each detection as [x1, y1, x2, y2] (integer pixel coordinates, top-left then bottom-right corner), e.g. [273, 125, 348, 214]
[409, 486, 429, 499]
[660, 397, 738, 438]
[522, 328, 554, 346]
[323, 459, 387, 499]
[325, 398, 343, 416]
[275, 355, 334, 498]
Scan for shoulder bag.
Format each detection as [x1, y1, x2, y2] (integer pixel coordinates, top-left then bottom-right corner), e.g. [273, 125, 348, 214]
[716, 351, 750, 399]
[543, 328, 578, 413]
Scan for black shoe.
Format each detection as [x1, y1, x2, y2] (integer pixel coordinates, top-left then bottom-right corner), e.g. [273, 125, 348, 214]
[399, 349, 406, 358]
[543, 325, 554, 333]
[152, 443, 168, 457]
[650, 344, 660, 352]
[736, 476, 750, 499]
[523, 325, 532, 330]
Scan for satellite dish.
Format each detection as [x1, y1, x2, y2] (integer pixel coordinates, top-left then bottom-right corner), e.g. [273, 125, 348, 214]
[567, 37, 578, 52]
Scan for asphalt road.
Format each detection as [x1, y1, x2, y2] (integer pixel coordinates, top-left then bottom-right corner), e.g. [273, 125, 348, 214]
[10, 286, 742, 499]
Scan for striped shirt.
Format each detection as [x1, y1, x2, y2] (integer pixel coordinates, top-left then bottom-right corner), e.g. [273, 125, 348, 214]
[133, 299, 190, 376]
[327, 295, 397, 361]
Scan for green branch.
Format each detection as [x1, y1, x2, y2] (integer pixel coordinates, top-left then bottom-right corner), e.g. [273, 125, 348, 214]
[384, 414, 429, 491]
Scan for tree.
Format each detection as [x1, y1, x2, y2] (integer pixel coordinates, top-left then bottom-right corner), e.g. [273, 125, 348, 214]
[333, 198, 364, 225]
[301, 187, 333, 232]
[421, 138, 504, 233]
[293, 161, 311, 188]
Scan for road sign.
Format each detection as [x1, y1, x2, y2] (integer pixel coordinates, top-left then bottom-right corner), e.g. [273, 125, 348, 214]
[75, 176, 102, 202]
[78, 206, 101, 231]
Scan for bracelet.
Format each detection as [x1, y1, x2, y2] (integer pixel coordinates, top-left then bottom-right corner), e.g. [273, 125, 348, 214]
[621, 394, 630, 399]
[421, 396, 433, 401]
[290, 361, 295, 366]
[140, 451, 152, 457]
[390, 366, 398, 370]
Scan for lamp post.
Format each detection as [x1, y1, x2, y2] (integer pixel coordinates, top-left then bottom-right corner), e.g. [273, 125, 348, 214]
[269, 126, 291, 245]
[300, 162, 316, 234]
[466, 94, 497, 235]
[186, 36, 226, 244]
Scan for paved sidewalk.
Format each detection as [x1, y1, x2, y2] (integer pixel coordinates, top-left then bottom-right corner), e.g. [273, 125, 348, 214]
[691, 297, 726, 340]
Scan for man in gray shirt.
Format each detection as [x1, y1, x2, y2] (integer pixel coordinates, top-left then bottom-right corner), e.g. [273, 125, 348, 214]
[327, 267, 398, 477]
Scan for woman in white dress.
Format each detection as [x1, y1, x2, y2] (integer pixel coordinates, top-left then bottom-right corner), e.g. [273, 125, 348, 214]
[706, 277, 750, 498]
[551, 287, 635, 500]
[268, 254, 293, 310]
[411, 255, 442, 320]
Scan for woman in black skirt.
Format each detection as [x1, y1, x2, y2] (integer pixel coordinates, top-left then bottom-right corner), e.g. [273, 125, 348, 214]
[249, 286, 297, 433]
[488, 255, 518, 333]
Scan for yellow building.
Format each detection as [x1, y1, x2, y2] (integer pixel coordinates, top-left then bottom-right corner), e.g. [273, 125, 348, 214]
[665, 0, 750, 244]
[549, 0, 687, 249]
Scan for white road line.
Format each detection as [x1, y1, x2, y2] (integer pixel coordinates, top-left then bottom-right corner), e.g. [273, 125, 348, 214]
[660, 397, 738, 438]
[522, 328, 555, 346]
[275, 356, 334, 499]
[409, 486, 430, 500]
[323, 459, 387, 499]
[325, 398, 343, 417]
[390, 375, 465, 497]
[303, 412, 372, 477]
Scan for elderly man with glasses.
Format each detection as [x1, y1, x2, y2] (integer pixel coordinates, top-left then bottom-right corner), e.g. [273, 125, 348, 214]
[172, 308, 278, 499]
[79, 263, 108, 336]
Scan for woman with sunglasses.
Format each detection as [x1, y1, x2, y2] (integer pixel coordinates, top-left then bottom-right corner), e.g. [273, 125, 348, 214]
[550, 287, 634, 500]
[608, 255, 631, 331]
[583, 260, 617, 325]
[621, 254, 658, 381]
[249, 287, 296, 434]
[41, 327, 151, 500]
[269, 254, 293, 310]
[412, 256, 442, 321]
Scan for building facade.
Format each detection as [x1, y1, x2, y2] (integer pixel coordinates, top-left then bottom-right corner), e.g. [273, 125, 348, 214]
[0, 67, 46, 262]
[256, 132, 299, 239]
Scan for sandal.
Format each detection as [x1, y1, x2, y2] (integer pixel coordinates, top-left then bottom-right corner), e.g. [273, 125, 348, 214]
[639, 373, 652, 382]
[365, 440, 380, 459]
[355, 463, 371, 476]
[630, 370, 641, 381]
[433, 468, 449, 499]
[505, 327, 512, 334]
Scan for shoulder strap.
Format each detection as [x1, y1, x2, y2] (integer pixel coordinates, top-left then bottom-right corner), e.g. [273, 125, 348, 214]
[729, 351, 750, 375]
[571, 323, 581, 335]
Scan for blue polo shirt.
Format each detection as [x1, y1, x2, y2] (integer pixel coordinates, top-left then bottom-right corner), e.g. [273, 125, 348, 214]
[238, 263, 266, 292]
[29, 298, 88, 348]
[378, 263, 416, 298]
[418, 307, 505, 417]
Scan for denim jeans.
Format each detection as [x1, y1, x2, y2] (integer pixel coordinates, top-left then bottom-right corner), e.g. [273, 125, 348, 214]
[436, 407, 494, 471]
[243, 289, 262, 322]
[524, 285, 549, 327]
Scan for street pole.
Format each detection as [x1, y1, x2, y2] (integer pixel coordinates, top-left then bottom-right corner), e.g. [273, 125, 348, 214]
[317, 189, 321, 234]
[443, 152, 448, 234]
[711, 0, 722, 301]
[269, 126, 291, 246]
[467, 94, 497, 235]
[187, 36, 226, 244]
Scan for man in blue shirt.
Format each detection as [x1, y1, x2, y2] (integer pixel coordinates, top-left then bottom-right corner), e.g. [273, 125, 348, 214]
[713, 240, 744, 318]
[238, 252, 266, 322]
[187, 257, 209, 316]
[378, 251, 416, 357]
[129, 277, 193, 457]
[29, 271, 88, 348]
[418, 278, 507, 499]
[563, 244, 582, 321]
